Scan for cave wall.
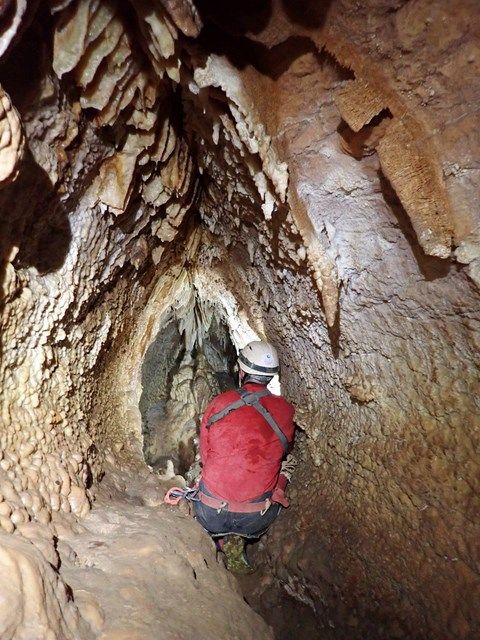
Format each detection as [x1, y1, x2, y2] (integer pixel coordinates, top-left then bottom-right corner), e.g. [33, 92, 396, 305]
[0, 1, 201, 533]
[180, 2, 480, 637]
[0, 0, 478, 638]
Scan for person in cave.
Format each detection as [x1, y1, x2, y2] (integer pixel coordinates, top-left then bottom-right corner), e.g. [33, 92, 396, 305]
[193, 340, 296, 574]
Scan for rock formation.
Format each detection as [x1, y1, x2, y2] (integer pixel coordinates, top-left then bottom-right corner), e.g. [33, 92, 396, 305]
[0, 0, 478, 638]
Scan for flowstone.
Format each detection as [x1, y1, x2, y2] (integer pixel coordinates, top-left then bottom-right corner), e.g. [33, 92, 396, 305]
[58, 465, 274, 640]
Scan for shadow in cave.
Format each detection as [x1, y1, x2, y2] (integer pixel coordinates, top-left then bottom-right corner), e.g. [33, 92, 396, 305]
[269, 203, 292, 261]
[195, 0, 335, 80]
[268, 203, 342, 356]
[195, 0, 334, 35]
[281, 0, 334, 29]
[327, 295, 341, 359]
[195, 0, 273, 36]
[0, 2, 50, 110]
[0, 0, 41, 65]
[337, 111, 392, 160]
[196, 29, 328, 80]
[6, 153, 72, 275]
[378, 171, 452, 281]
[0, 6, 72, 357]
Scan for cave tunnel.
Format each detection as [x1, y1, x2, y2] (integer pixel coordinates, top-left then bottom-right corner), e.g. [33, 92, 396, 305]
[139, 291, 239, 477]
[0, 0, 479, 639]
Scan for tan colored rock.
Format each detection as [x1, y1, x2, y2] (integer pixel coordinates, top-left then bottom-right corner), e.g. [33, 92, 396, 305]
[0, 2, 477, 639]
[0, 86, 24, 186]
[74, 11, 123, 88]
[377, 117, 453, 258]
[68, 485, 89, 516]
[335, 79, 386, 133]
[52, 0, 94, 77]
[0, 515, 14, 533]
[158, 0, 202, 37]
[15, 521, 59, 567]
[75, 590, 105, 633]
[133, 0, 177, 61]
[96, 152, 138, 212]
[0, 533, 85, 638]
[56, 486, 273, 639]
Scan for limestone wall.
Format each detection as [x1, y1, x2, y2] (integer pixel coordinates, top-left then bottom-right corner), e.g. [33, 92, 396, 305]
[181, 3, 480, 637]
[0, 1, 478, 638]
[0, 1, 200, 538]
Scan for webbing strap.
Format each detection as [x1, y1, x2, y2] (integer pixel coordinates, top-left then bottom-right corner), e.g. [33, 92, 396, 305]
[239, 389, 289, 455]
[206, 397, 250, 426]
[206, 389, 269, 426]
[206, 389, 289, 454]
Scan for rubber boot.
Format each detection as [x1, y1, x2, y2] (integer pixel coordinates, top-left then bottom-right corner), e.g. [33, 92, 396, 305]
[222, 535, 255, 575]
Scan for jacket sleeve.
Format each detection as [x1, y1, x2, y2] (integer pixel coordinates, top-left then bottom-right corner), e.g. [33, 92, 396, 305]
[273, 401, 296, 502]
[272, 473, 290, 507]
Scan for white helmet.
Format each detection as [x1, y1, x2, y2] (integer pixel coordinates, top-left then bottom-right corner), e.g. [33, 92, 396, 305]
[238, 341, 280, 376]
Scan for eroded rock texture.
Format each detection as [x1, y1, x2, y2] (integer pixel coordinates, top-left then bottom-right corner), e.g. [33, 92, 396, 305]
[0, 530, 89, 639]
[59, 463, 273, 640]
[0, 0, 478, 638]
[188, 3, 480, 638]
[140, 298, 236, 474]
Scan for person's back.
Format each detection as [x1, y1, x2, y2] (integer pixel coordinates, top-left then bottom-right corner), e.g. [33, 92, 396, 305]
[200, 382, 295, 502]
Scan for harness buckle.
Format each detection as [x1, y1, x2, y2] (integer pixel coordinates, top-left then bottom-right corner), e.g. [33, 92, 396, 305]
[260, 499, 271, 516]
[216, 501, 228, 514]
[242, 393, 257, 406]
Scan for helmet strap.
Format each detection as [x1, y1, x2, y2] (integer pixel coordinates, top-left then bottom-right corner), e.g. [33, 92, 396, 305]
[242, 373, 273, 386]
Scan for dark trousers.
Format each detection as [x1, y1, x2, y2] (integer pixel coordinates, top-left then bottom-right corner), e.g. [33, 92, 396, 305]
[193, 483, 282, 539]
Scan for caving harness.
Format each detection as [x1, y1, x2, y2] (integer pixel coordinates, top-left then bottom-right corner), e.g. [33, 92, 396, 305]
[164, 388, 289, 514]
[202, 387, 289, 512]
[197, 481, 273, 514]
[206, 388, 289, 454]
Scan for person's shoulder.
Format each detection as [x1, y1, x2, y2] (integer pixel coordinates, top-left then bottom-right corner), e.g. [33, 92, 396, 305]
[270, 393, 295, 413]
[208, 389, 240, 409]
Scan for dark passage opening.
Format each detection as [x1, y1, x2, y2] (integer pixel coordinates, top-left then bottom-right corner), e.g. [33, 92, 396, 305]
[139, 298, 237, 477]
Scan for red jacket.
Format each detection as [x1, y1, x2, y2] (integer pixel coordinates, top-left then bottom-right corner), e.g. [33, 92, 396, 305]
[199, 382, 295, 502]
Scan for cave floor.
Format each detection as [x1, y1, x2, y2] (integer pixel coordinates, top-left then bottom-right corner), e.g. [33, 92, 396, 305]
[56, 465, 273, 639]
